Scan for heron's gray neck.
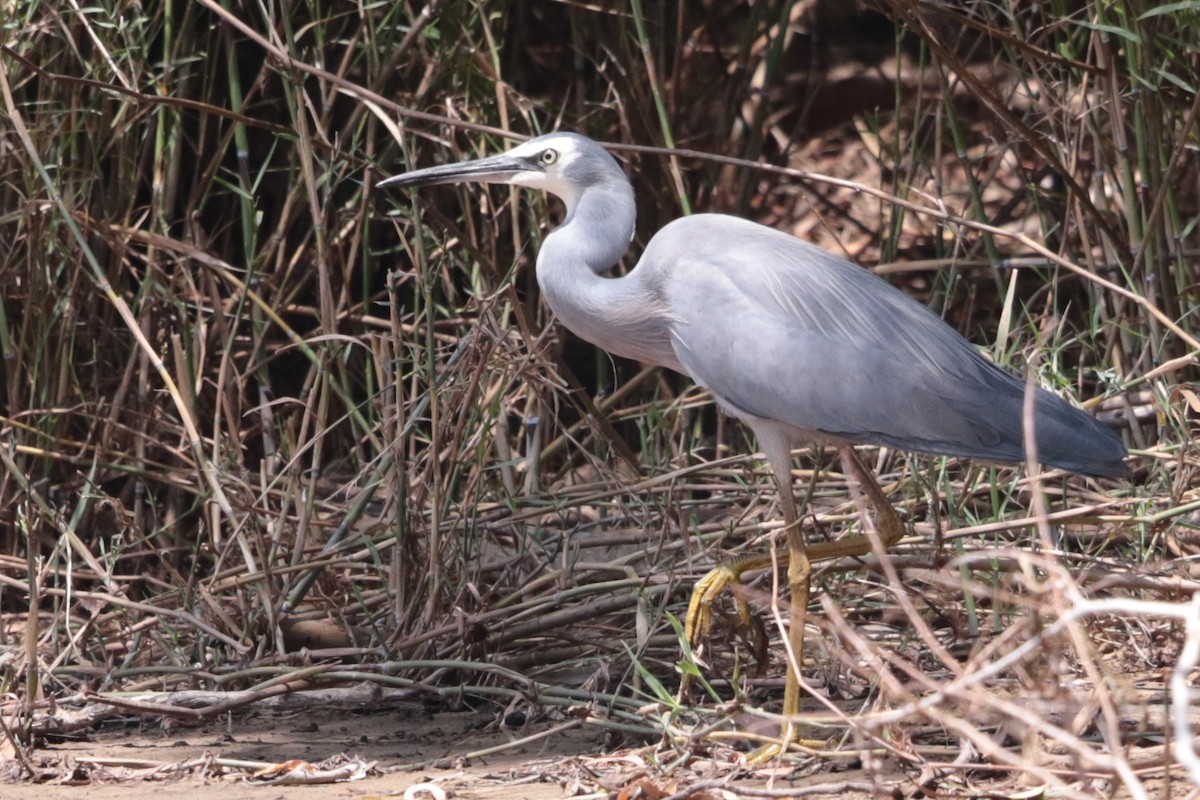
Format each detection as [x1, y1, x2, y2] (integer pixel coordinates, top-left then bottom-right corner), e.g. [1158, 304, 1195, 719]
[534, 182, 679, 369]
[548, 180, 636, 275]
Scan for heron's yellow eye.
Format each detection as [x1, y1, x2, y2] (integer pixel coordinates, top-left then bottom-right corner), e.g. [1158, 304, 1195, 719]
[539, 149, 559, 166]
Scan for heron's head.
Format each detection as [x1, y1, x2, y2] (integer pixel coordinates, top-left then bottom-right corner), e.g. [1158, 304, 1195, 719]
[379, 132, 626, 212]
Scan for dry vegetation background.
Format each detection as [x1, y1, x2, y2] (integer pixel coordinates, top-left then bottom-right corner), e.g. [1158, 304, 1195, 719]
[1, 0, 1200, 796]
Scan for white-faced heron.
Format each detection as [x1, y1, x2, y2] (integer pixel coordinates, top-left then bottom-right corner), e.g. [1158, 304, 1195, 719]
[380, 132, 1129, 751]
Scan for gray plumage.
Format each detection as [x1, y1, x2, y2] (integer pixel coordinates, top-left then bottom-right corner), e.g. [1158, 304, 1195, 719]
[381, 132, 1128, 480]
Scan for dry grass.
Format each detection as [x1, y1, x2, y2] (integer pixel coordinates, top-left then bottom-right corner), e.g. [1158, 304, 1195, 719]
[1, 0, 1198, 795]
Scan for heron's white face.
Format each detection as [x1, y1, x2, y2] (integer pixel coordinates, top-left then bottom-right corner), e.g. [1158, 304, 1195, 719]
[499, 134, 592, 206]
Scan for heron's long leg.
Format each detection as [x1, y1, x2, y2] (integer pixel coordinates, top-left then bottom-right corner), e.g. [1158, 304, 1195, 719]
[775, 460, 808, 734]
[683, 445, 905, 753]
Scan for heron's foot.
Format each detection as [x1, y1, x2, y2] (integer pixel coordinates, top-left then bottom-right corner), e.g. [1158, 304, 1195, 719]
[685, 554, 777, 647]
[746, 731, 828, 764]
[685, 563, 738, 646]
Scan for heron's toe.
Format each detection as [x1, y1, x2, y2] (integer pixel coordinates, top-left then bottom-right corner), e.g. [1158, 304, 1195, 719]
[684, 562, 743, 644]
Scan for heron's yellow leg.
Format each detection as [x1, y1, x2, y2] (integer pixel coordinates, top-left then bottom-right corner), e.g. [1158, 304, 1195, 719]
[685, 446, 906, 760]
[757, 448, 907, 759]
[777, 486, 814, 753]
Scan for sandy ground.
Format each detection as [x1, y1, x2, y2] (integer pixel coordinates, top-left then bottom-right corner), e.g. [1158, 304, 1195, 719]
[6, 695, 1196, 799]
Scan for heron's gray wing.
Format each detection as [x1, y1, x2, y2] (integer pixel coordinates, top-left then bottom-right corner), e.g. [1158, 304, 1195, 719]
[644, 215, 1125, 476]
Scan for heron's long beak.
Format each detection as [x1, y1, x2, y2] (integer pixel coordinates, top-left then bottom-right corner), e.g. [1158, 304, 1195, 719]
[377, 152, 533, 189]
